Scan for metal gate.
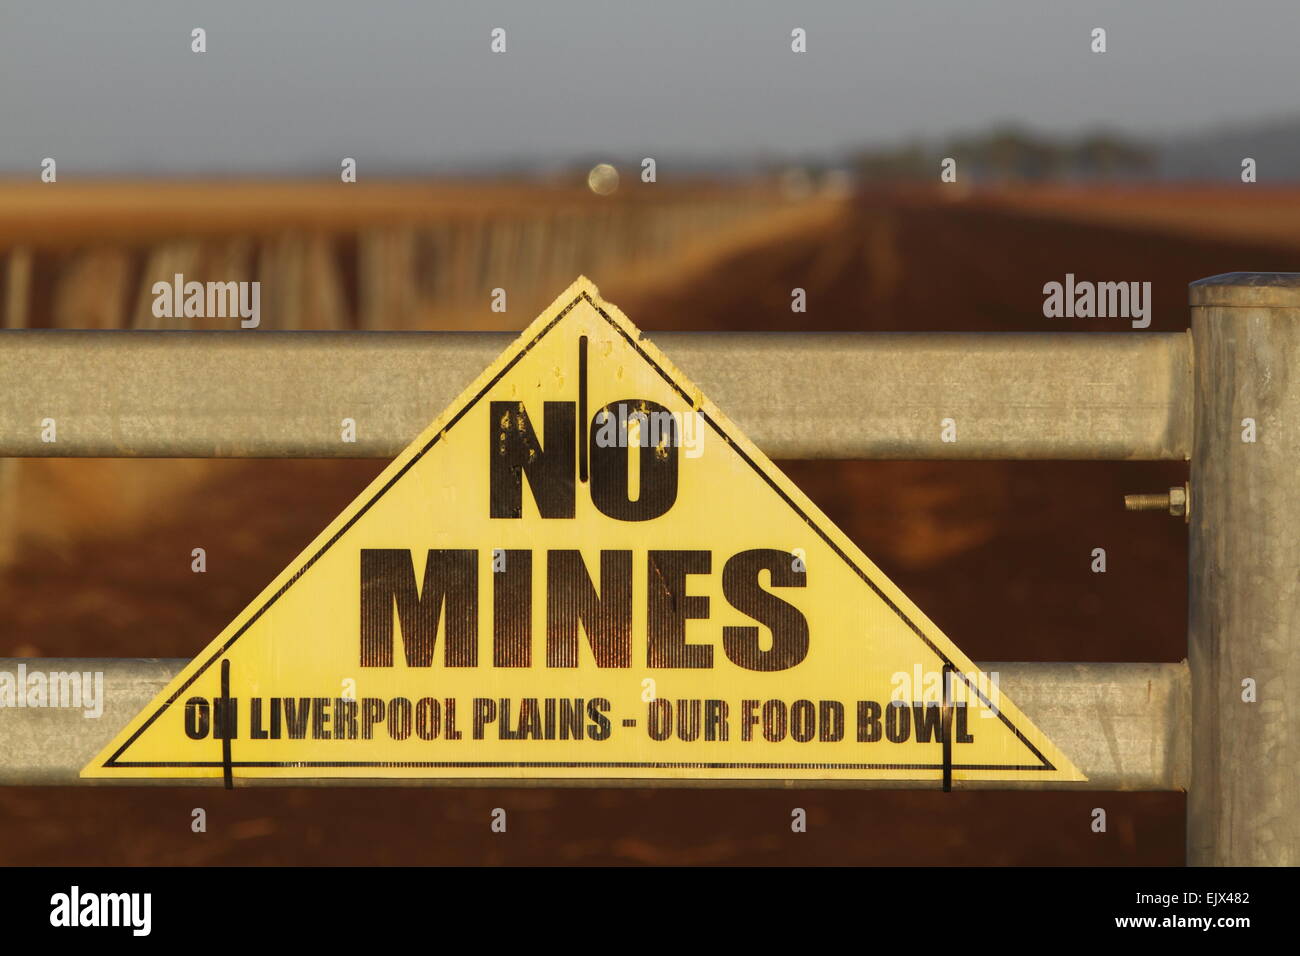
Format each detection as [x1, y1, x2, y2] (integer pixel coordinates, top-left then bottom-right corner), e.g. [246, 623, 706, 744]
[0, 271, 1294, 866]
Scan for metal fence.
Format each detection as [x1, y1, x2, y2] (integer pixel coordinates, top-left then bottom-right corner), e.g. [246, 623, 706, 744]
[0, 271, 1294, 867]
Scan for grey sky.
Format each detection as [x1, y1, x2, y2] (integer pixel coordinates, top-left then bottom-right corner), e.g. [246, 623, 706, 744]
[2, 0, 1297, 174]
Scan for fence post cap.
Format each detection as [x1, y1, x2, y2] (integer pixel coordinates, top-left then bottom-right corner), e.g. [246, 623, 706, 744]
[1190, 272, 1300, 308]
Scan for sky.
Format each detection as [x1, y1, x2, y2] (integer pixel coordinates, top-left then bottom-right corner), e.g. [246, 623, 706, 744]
[2, 0, 1298, 174]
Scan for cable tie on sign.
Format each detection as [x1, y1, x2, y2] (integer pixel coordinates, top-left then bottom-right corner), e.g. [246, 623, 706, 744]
[220, 658, 233, 790]
[578, 335, 589, 483]
[941, 662, 955, 793]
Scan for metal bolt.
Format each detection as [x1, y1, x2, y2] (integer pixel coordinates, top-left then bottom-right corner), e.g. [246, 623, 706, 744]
[1124, 482, 1190, 522]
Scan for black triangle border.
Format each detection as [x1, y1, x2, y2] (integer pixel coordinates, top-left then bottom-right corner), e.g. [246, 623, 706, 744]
[103, 292, 1054, 775]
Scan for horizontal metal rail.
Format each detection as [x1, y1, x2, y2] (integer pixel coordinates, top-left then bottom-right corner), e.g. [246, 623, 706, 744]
[0, 658, 1188, 790]
[0, 330, 1191, 460]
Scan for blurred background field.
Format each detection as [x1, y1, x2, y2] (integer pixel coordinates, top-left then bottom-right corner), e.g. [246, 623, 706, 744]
[0, 178, 806, 331]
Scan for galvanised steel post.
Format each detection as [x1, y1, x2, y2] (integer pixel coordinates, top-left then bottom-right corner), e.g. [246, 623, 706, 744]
[1189, 273, 1300, 866]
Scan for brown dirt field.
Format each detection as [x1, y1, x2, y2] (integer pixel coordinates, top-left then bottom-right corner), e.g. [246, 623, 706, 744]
[969, 183, 1300, 250]
[5, 186, 1290, 865]
[0, 179, 775, 252]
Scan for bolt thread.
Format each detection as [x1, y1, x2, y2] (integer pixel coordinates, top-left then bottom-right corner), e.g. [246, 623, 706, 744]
[1125, 493, 1170, 511]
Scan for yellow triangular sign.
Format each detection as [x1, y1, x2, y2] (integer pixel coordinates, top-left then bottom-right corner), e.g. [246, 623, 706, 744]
[84, 277, 1082, 784]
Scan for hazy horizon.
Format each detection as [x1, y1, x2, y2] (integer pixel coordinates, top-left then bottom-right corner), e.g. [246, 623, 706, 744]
[3, 1, 1300, 175]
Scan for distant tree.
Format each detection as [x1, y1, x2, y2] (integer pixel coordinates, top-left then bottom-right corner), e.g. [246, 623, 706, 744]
[851, 124, 1155, 185]
[853, 142, 930, 182]
[1073, 132, 1155, 177]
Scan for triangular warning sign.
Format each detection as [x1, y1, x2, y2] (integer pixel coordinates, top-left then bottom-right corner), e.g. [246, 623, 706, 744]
[85, 277, 1082, 784]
